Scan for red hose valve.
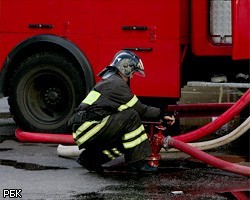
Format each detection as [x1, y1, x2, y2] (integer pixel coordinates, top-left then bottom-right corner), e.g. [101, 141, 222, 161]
[147, 125, 166, 167]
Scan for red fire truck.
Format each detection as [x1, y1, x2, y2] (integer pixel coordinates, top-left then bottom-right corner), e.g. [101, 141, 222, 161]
[0, 0, 249, 133]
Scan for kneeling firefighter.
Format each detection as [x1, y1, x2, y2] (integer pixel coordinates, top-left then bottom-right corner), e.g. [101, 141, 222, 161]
[68, 50, 175, 173]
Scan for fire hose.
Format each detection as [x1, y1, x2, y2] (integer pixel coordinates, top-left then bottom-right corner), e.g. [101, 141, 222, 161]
[168, 116, 250, 151]
[173, 88, 250, 142]
[231, 191, 249, 200]
[163, 136, 250, 177]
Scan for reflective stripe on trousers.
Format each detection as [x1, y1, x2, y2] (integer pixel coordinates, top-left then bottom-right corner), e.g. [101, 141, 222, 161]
[73, 115, 110, 147]
[122, 124, 148, 149]
[102, 148, 123, 160]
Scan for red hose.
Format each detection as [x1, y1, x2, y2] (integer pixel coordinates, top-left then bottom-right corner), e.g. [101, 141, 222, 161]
[230, 191, 249, 200]
[15, 128, 75, 144]
[167, 136, 250, 177]
[173, 89, 250, 142]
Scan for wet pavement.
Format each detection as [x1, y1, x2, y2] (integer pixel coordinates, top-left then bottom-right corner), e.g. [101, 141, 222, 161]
[0, 97, 250, 199]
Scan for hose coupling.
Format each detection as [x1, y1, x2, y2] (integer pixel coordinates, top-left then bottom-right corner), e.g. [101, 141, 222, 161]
[162, 136, 172, 150]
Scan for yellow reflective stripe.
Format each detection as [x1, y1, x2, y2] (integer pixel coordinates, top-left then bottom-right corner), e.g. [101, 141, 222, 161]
[118, 95, 138, 111]
[123, 133, 148, 149]
[112, 148, 122, 156]
[73, 120, 98, 139]
[82, 91, 101, 105]
[103, 150, 115, 160]
[122, 125, 145, 140]
[76, 115, 110, 146]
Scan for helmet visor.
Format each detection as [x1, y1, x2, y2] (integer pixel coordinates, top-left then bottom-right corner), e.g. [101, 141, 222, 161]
[134, 59, 145, 77]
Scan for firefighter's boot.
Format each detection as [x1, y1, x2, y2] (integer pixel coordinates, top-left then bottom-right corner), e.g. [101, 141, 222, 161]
[76, 151, 104, 173]
[128, 160, 158, 174]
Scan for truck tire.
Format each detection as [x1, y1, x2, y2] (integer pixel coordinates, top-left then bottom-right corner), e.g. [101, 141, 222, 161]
[8, 53, 86, 133]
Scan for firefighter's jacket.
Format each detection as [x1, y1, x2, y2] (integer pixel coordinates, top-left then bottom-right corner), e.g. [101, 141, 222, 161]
[69, 74, 162, 150]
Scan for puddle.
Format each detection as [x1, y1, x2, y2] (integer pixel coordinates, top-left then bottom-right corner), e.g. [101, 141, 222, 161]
[75, 159, 249, 200]
[73, 192, 103, 200]
[73, 186, 250, 200]
[0, 135, 16, 143]
[0, 148, 13, 152]
[0, 159, 67, 171]
[71, 170, 250, 199]
[19, 143, 58, 147]
[102, 158, 208, 174]
[215, 155, 250, 163]
[19, 143, 39, 146]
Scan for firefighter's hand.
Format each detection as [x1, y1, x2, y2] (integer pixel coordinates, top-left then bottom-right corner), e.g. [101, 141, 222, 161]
[163, 115, 175, 125]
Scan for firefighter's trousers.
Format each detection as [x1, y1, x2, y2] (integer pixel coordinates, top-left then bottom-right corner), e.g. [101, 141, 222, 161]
[76, 109, 152, 167]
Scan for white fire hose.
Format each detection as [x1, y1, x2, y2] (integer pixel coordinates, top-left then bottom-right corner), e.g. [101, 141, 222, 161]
[167, 116, 250, 152]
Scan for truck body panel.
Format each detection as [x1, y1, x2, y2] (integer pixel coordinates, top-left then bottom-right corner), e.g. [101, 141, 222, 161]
[0, 0, 248, 133]
[232, 0, 250, 59]
[0, 0, 184, 98]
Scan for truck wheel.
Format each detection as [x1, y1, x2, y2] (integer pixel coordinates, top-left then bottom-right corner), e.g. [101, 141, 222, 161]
[8, 53, 86, 133]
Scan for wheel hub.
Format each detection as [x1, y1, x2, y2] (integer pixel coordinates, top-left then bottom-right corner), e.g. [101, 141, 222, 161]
[44, 88, 61, 105]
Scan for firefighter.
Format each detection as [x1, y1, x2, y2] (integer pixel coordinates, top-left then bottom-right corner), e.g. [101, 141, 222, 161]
[68, 50, 175, 173]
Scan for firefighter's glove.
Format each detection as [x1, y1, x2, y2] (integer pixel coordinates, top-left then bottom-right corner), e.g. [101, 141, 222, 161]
[162, 114, 175, 126]
[67, 111, 86, 132]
